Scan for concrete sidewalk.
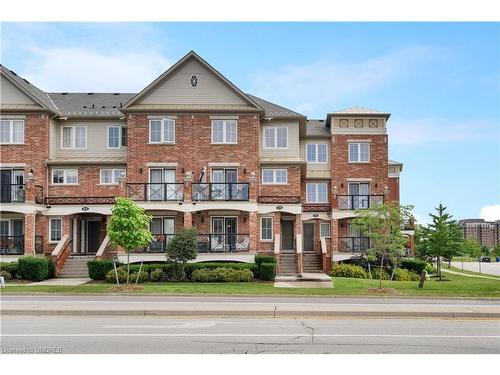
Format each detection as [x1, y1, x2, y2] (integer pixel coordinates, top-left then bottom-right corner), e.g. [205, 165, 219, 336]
[2, 294, 499, 319]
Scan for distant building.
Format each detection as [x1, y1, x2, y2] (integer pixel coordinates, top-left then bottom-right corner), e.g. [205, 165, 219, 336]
[459, 219, 500, 248]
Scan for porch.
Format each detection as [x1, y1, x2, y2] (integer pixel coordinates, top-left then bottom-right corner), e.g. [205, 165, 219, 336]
[0, 212, 43, 256]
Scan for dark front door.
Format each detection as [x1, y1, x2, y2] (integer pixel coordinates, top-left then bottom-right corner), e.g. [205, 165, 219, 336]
[86, 221, 100, 254]
[281, 220, 294, 252]
[303, 223, 314, 252]
[0, 170, 12, 203]
[225, 217, 237, 251]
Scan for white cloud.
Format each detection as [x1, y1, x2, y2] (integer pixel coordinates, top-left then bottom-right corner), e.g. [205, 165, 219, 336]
[388, 118, 498, 145]
[479, 205, 500, 221]
[249, 46, 435, 115]
[20, 47, 171, 92]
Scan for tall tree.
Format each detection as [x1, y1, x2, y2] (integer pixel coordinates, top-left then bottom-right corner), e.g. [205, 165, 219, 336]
[352, 202, 413, 289]
[107, 197, 153, 284]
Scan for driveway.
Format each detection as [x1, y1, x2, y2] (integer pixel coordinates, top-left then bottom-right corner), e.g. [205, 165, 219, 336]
[450, 261, 500, 276]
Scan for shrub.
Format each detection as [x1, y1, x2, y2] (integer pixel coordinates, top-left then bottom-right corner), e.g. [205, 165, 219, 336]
[331, 264, 367, 279]
[0, 262, 19, 278]
[400, 258, 428, 274]
[105, 268, 128, 283]
[166, 228, 198, 280]
[18, 256, 51, 281]
[184, 262, 258, 280]
[87, 260, 116, 280]
[341, 256, 368, 269]
[393, 268, 420, 281]
[130, 271, 149, 283]
[191, 267, 253, 282]
[255, 255, 276, 265]
[1, 270, 12, 280]
[259, 262, 276, 281]
[369, 266, 390, 280]
[424, 263, 435, 274]
[150, 268, 167, 282]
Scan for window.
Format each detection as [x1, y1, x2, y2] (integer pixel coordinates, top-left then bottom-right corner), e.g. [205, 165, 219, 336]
[261, 168, 288, 184]
[263, 127, 287, 149]
[61, 126, 86, 149]
[0, 119, 24, 144]
[306, 144, 327, 163]
[320, 223, 331, 238]
[306, 182, 328, 203]
[108, 126, 127, 148]
[51, 169, 78, 185]
[260, 217, 273, 241]
[100, 169, 125, 185]
[211, 120, 237, 144]
[49, 218, 62, 242]
[149, 118, 175, 143]
[348, 142, 370, 162]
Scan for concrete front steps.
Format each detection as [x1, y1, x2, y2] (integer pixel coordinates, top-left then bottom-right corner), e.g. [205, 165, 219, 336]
[58, 255, 94, 278]
[302, 253, 323, 273]
[278, 253, 297, 275]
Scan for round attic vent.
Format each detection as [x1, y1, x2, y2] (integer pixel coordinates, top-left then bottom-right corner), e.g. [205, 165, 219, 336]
[190, 75, 198, 88]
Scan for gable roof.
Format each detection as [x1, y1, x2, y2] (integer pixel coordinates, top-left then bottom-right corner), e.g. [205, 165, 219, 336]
[246, 94, 305, 119]
[122, 51, 264, 112]
[48, 92, 134, 118]
[0, 65, 60, 114]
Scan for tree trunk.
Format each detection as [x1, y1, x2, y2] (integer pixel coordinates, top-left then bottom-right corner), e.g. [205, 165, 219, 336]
[437, 255, 441, 280]
[135, 261, 144, 285]
[379, 253, 385, 289]
[126, 251, 130, 285]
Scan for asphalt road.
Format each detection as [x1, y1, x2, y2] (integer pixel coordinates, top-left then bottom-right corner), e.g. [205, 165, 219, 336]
[1, 315, 499, 354]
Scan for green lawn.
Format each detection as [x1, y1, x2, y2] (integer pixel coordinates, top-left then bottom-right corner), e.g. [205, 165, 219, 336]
[2, 272, 499, 297]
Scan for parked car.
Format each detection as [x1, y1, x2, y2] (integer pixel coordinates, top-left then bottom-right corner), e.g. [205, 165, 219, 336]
[478, 256, 491, 263]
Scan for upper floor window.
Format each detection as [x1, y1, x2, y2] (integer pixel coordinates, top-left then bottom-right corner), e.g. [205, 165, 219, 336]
[149, 118, 175, 144]
[0, 119, 24, 144]
[211, 120, 237, 144]
[261, 168, 288, 184]
[306, 144, 327, 163]
[348, 142, 370, 163]
[100, 169, 126, 185]
[61, 126, 86, 149]
[52, 169, 78, 185]
[263, 127, 287, 149]
[306, 182, 328, 203]
[108, 126, 127, 148]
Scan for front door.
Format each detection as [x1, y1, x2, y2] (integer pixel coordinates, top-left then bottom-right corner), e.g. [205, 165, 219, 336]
[211, 217, 237, 251]
[281, 219, 294, 252]
[86, 221, 100, 254]
[303, 223, 314, 252]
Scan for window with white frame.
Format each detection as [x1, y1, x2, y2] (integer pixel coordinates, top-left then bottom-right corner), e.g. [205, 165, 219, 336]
[320, 222, 331, 238]
[348, 142, 370, 162]
[107, 126, 127, 148]
[100, 169, 125, 184]
[306, 182, 328, 203]
[51, 169, 78, 185]
[0, 119, 24, 144]
[61, 126, 86, 149]
[263, 127, 287, 149]
[211, 119, 237, 144]
[149, 118, 175, 143]
[306, 144, 327, 163]
[49, 218, 62, 242]
[260, 217, 273, 241]
[261, 168, 288, 184]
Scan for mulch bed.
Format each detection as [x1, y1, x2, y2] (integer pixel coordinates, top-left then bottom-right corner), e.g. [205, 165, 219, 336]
[110, 285, 144, 292]
[367, 288, 401, 295]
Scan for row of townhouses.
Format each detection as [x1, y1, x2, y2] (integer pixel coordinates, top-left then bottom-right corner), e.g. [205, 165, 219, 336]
[0, 51, 411, 276]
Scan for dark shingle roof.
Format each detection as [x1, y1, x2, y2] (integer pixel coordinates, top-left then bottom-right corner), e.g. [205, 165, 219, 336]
[246, 94, 305, 119]
[306, 119, 330, 137]
[48, 93, 135, 118]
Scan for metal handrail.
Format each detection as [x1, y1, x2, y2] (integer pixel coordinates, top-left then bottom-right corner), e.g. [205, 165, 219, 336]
[197, 233, 250, 253]
[337, 195, 384, 210]
[0, 184, 25, 203]
[338, 236, 371, 253]
[0, 235, 24, 255]
[127, 183, 183, 202]
[192, 183, 249, 201]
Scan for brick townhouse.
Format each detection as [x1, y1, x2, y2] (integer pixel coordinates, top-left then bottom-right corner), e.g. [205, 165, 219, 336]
[0, 50, 410, 276]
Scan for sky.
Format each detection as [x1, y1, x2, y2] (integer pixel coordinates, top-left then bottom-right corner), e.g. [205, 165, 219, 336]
[1, 22, 499, 223]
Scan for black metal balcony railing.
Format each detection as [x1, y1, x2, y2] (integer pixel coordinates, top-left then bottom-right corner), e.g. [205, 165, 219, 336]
[142, 233, 175, 253]
[0, 235, 24, 255]
[35, 185, 44, 204]
[258, 196, 301, 204]
[0, 184, 25, 203]
[127, 183, 184, 202]
[197, 233, 250, 253]
[192, 183, 249, 201]
[337, 195, 384, 210]
[45, 196, 116, 205]
[338, 237, 371, 253]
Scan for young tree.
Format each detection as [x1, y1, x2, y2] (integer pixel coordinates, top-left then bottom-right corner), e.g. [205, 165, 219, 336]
[107, 197, 153, 284]
[461, 238, 482, 260]
[416, 203, 463, 280]
[166, 228, 198, 280]
[352, 202, 413, 289]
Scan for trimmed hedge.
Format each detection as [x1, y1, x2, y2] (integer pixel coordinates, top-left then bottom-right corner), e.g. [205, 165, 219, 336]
[150, 268, 167, 282]
[18, 256, 51, 281]
[255, 255, 276, 265]
[105, 268, 128, 283]
[259, 263, 276, 281]
[400, 258, 428, 275]
[191, 268, 253, 282]
[331, 264, 367, 279]
[87, 260, 117, 280]
[393, 268, 420, 281]
[0, 262, 19, 279]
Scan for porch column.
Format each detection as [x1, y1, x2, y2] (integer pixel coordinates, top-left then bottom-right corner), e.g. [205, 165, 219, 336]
[295, 214, 303, 275]
[23, 212, 36, 255]
[249, 211, 258, 252]
[248, 171, 257, 202]
[331, 219, 339, 253]
[184, 212, 193, 229]
[273, 212, 281, 255]
[24, 172, 36, 204]
[118, 173, 127, 198]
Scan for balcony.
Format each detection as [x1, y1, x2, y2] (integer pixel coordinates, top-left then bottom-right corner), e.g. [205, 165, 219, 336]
[0, 235, 24, 255]
[338, 236, 370, 253]
[127, 183, 184, 202]
[197, 233, 250, 253]
[337, 195, 384, 210]
[192, 183, 249, 201]
[0, 184, 25, 203]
